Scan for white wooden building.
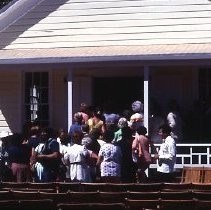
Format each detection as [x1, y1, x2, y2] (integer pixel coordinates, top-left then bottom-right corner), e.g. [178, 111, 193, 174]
[0, 0, 211, 142]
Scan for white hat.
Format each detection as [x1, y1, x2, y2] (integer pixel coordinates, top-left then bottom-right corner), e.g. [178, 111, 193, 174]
[130, 113, 143, 122]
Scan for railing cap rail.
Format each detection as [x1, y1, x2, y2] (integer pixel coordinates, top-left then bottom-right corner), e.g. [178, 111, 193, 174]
[154, 143, 211, 146]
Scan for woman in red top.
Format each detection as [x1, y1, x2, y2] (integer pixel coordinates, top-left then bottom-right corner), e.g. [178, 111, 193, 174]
[132, 126, 155, 183]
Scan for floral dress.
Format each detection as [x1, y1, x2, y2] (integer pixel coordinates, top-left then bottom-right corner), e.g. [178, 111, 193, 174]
[98, 143, 122, 177]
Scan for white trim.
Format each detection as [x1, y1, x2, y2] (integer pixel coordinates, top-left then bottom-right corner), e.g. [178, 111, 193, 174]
[18, 70, 23, 132]
[0, 0, 44, 32]
[67, 69, 73, 131]
[49, 70, 53, 128]
[1, 53, 211, 65]
[144, 65, 149, 132]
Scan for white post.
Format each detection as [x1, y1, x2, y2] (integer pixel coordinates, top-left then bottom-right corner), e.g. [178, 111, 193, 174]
[144, 65, 150, 177]
[144, 66, 149, 132]
[67, 70, 73, 131]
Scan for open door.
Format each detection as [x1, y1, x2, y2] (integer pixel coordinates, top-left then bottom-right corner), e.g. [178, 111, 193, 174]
[93, 77, 143, 113]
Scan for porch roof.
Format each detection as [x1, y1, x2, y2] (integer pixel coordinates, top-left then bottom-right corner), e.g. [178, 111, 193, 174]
[1, 43, 211, 64]
[0, 0, 211, 64]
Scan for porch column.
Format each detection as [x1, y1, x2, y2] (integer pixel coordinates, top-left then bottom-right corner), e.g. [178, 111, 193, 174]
[144, 65, 149, 132]
[67, 70, 73, 130]
[144, 65, 150, 177]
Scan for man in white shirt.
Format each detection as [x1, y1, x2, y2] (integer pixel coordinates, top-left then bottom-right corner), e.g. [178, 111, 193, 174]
[154, 124, 176, 182]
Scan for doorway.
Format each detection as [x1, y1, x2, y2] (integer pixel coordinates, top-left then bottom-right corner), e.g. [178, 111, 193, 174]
[93, 77, 143, 114]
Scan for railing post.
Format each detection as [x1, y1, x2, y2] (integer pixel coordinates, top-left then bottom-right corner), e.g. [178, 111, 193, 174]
[190, 146, 193, 165]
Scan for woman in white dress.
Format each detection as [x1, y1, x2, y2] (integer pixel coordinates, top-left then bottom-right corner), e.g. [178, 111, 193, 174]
[64, 131, 91, 182]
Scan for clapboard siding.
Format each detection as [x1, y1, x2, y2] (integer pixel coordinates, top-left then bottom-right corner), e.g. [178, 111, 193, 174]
[8, 17, 211, 29]
[32, 2, 211, 11]
[2, 31, 211, 44]
[0, 121, 9, 127]
[22, 9, 211, 20]
[4, 38, 211, 49]
[15, 12, 211, 25]
[20, 6, 211, 16]
[0, 0, 211, 50]
[38, 0, 210, 5]
[1, 23, 211, 37]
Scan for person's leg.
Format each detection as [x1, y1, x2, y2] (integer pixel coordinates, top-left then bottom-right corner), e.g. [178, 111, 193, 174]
[137, 169, 149, 183]
[41, 168, 57, 182]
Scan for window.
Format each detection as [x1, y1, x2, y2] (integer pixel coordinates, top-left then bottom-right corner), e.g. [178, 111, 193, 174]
[24, 72, 49, 127]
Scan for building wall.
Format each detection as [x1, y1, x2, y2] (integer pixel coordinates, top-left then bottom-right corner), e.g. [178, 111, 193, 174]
[0, 64, 200, 135]
[51, 69, 68, 131]
[0, 70, 22, 134]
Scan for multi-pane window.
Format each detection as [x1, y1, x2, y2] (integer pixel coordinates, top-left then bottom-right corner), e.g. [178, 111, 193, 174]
[24, 72, 49, 127]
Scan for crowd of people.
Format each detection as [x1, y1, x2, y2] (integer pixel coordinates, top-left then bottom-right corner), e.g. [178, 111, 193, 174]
[0, 100, 177, 183]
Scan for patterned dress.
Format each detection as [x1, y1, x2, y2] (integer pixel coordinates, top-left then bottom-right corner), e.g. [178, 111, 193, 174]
[98, 143, 122, 177]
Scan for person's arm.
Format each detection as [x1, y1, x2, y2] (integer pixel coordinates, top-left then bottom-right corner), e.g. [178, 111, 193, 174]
[96, 146, 103, 166]
[63, 151, 70, 165]
[96, 155, 103, 166]
[90, 151, 98, 160]
[30, 147, 36, 164]
[36, 151, 60, 160]
[132, 137, 138, 151]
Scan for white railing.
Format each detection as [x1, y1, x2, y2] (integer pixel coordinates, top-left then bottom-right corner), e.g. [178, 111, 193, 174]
[150, 143, 211, 169]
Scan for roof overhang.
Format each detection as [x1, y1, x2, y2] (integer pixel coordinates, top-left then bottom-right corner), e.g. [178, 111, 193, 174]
[0, 43, 211, 65]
